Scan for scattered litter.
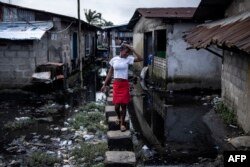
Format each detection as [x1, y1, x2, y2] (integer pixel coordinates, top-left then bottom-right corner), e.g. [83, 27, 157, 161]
[229, 124, 238, 129]
[83, 134, 94, 141]
[15, 117, 30, 121]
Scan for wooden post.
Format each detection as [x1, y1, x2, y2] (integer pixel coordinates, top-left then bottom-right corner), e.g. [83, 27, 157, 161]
[78, 0, 83, 88]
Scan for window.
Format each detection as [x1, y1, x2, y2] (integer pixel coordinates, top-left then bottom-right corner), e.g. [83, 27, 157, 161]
[85, 34, 90, 56]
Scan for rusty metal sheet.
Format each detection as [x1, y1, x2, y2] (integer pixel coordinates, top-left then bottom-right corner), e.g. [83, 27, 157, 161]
[137, 8, 196, 19]
[185, 11, 250, 53]
[0, 21, 53, 40]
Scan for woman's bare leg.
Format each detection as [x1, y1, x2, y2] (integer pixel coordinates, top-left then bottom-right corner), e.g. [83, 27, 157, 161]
[120, 104, 127, 131]
[115, 104, 120, 122]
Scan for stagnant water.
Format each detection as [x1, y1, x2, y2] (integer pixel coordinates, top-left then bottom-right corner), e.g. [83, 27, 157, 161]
[129, 86, 222, 166]
[0, 68, 97, 165]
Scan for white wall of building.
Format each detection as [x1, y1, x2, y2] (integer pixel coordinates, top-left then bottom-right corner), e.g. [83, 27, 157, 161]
[167, 23, 222, 90]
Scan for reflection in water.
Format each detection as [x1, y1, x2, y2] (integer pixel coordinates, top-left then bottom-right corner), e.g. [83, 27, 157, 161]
[132, 80, 219, 164]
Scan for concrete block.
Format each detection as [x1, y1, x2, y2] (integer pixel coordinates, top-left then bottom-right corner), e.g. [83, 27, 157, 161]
[5, 51, 16, 57]
[0, 57, 13, 65]
[107, 130, 133, 150]
[105, 151, 136, 167]
[105, 105, 116, 120]
[9, 45, 22, 50]
[18, 64, 31, 71]
[17, 51, 30, 58]
[109, 92, 113, 97]
[107, 97, 113, 105]
[108, 116, 130, 131]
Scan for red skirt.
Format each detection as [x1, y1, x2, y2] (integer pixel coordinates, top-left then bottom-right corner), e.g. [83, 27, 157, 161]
[113, 80, 130, 104]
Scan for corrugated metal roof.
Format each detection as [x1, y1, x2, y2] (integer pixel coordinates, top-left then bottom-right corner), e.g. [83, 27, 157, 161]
[185, 11, 250, 53]
[0, 21, 53, 40]
[128, 7, 196, 29]
[137, 8, 196, 19]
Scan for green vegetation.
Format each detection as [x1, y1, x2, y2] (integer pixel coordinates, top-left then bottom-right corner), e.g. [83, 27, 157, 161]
[70, 111, 107, 132]
[215, 102, 237, 125]
[79, 102, 105, 112]
[27, 151, 61, 167]
[4, 118, 35, 130]
[70, 103, 107, 133]
[84, 9, 113, 27]
[72, 142, 108, 166]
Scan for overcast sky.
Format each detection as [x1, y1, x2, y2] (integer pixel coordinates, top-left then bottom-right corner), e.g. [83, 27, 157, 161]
[1, 0, 201, 24]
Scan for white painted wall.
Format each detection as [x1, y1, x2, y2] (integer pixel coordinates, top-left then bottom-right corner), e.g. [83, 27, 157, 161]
[167, 23, 222, 89]
[226, 0, 250, 17]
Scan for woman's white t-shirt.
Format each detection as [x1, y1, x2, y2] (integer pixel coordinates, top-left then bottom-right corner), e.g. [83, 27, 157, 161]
[109, 55, 134, 80]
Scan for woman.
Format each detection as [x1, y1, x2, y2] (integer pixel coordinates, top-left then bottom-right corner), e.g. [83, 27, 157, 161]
[101, 41, 143, 131]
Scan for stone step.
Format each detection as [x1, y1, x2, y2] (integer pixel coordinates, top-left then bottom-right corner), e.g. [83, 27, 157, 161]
[105, 105, 116, 120]
[105, 151, 136, 167]
[108, 116, 130, 131]
[109, 89, 113, 93]
[109, 92, 113, 97]
[107, 97, 113, 105]
[107, 130, 133, 150]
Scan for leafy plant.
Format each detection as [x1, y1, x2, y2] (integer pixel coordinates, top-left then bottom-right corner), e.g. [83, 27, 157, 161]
[72, 142, 107, 166]
[215, 102, 236, 125]
[79, 102, 104, 112]
[4, 118, 35, 130]
[27, 151, 61, 167]
[70, 111, 107, 132]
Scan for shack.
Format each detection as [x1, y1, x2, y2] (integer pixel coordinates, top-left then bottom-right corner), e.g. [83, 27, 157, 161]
[0, 2, 98, 88]
[185, 0, 250, 133]
[128, 8, 222, 90]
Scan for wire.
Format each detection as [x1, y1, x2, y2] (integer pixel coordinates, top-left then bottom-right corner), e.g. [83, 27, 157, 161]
[48, 21, 75, 34]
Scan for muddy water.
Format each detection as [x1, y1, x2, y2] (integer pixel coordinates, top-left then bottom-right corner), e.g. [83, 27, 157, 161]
[164, 93, 218, 162]
[0, 69, 96, 165]
[0, 89, 83, 150]
[129, 87, 221, 166]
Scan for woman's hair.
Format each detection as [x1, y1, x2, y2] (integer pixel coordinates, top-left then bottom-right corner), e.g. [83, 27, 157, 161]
[120, 41, 131, 53]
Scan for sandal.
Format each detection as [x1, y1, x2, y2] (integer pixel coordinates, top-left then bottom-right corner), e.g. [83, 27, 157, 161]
[120, 125, 126, 132]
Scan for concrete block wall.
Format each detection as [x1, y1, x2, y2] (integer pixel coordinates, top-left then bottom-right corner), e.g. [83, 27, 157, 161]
[48, 21, 72, 66]
[132, 33, 144, 71]
[222, 51, 250, 133]
[0, 41, 37, 88]
[34, 35, 49, 65]
[167, 23, 221, 90]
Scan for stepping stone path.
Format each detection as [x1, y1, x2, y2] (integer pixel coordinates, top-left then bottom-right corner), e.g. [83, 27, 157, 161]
[104, 80, 136, 167]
